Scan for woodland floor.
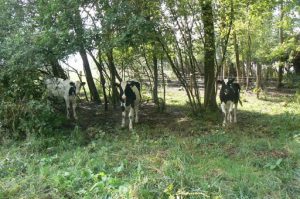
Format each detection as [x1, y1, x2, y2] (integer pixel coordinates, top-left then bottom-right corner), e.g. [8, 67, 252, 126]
[1, 85, 300, 198]
[74, 84, 296, 133]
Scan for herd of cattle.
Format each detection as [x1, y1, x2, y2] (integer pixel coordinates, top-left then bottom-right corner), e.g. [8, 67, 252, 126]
[45, 77, 241, 129]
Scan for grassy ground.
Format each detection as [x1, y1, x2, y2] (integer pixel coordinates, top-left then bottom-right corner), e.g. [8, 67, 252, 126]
[1, 87, 300, 199]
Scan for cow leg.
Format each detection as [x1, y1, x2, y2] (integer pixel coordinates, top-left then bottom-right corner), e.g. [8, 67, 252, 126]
[228, 110, 232, 123]
[229, 102, 234, 123]
[233, 103, 237, 123]
[134, 106, 139, 123]
[221, 102, 227, 126]
[121, 111, 126, 128]
[72, 99, 78, 120]
[65, 98, 70, 119]
[129, 106, 134, 130]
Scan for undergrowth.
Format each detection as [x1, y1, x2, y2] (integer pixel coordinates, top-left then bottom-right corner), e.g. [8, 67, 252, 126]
[1, 88, 300, 198]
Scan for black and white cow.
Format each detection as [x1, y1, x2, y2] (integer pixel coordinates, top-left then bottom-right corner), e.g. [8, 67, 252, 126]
[45, 77, 85, 120]
[217, 78, 242, 126]
[115, 80, 141, 130]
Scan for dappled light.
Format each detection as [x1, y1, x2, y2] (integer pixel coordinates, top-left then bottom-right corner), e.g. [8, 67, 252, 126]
[1, 0, 300, 198]
[294, 134, 300, 144]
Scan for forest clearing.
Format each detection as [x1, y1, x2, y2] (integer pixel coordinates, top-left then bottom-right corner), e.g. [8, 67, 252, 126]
[1, 0, 300, 198]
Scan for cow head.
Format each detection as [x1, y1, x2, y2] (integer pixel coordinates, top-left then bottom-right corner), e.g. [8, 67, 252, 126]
[115, 80, 140, 110]
[69, 81, 85, 96]
[217, 78, 235, 95]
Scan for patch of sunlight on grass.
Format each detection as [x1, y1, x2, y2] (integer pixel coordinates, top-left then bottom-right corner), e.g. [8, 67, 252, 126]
[165, 87, 188, 105]
[293, 134, 300, 144]
[240, 92, 300, 116]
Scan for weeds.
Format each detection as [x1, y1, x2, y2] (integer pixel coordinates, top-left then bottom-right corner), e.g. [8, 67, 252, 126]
[1, 89, 300, 198]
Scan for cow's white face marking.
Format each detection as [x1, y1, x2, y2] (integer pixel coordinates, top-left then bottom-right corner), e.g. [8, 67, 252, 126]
[221, 79, 232, 97]
[121, 81, 127, 100]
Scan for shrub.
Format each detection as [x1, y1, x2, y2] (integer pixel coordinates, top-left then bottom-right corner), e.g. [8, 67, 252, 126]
[0, 65, 63, 139]
[0, 100, 63, 139]
[295, 87, 300, 104]
[283, 72, 300, 88]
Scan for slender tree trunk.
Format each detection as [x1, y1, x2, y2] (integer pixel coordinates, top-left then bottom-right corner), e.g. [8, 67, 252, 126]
[89, 50, 108, 110]
[277, 1, 285, 88]
[161, 56, 166, 107]
[256, 62, 262, 98]
[78, 49, 100, 103]
[157, 37, 196, 112]
[241, 54, 246, 86]
[98, 55, 108, 111]
[246, 32, 252, 90]
[201, 0, 217, 110]
[74, 8, 101, 104]
[233, 31, 241, 83]
[246, 61, 250, 90]
[152, 44, 159, 104]
[79, 51, 100, 103]
[278, 62, 284, 88]
[106, 49, 118, 109]
[223, 60, 229, 79]
[78, 71, 89, 101]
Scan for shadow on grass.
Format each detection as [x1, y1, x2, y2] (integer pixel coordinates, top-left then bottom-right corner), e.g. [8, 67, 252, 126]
[36, 97, 300, 147]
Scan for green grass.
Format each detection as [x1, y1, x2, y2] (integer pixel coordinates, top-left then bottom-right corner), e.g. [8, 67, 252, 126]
[1, 89, 300, 198]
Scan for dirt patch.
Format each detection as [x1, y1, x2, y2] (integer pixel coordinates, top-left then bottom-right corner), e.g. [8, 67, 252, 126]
[254, 149, 289, 159]
[74, 102, 188, 133]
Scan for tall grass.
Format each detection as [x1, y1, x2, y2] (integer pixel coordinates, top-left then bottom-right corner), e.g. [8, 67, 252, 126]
[1, 89, 300, 198]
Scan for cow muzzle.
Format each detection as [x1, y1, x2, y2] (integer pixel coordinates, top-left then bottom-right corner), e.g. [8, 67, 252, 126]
[121, 102, 126, 112]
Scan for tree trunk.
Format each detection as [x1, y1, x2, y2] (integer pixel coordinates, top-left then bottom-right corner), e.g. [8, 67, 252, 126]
[73, 8, 101, 104]
[293, 52, 300, 75]
[277, 1, 285, 88]
[157, 37, 196, 112]
[278, 62, 284, 88]
[78, 71, 89, 101]
[152, 45, 159, 104]
[256, 62, 262, 98]
[89, 50, 108, 110]
[233, 31, 241, 83]
[161, 56, 166, 109]
[49, 57, 68, 79]
[106, 49, 118, 109]
[98, 54, 108, 111]
[246, 32, 252, 90]
[201, 0, 217, 110]
[79, 48, 101, 103]
[246, 61, 250, 90]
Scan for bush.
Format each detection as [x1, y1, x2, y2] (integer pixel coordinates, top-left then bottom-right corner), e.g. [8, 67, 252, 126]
[0, 65, 45, 100]
[295, 86, 300, 104]
[283, 72, 300, 88]
[0, 100, 64, 139]
[0, 65, 63, 139]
